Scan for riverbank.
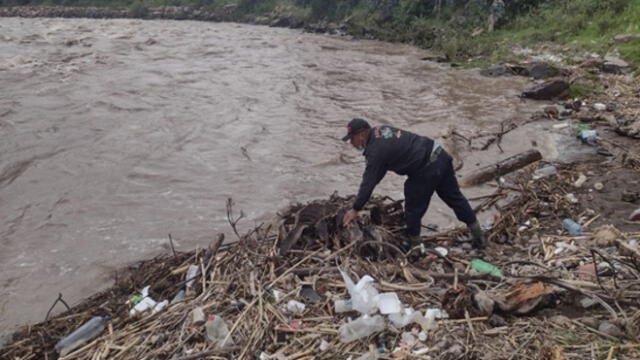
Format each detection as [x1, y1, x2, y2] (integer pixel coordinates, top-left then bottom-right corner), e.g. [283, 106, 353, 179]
[2, 0, 640, 68]
[1, 5, 639, 359]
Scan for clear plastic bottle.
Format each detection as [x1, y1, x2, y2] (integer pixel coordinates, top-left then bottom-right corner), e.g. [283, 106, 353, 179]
[578, 129, 598, 145]
[334, 299, 353, 313]
[338, 315, 385, 343]
[205, 315, 235, 349]
[532, 165, 557, 180]
[55, 315, 110, 356]
[563, 218, 582, 236]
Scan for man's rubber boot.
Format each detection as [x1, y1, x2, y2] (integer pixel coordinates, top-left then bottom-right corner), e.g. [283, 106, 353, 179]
[468, 221, 486, 249]
[400, 235, 420, 254]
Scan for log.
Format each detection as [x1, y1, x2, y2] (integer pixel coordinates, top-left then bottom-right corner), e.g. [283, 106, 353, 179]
[461, 150, 542, 187]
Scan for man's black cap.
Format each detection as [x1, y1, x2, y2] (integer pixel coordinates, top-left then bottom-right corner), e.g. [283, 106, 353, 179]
[342, 118, 371, 142]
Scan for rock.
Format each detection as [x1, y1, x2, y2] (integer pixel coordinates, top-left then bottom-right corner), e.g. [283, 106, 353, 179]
[270, 17, 290, 28]
[543, 106, 560, 119]
[443, 344, 464, 358]
[592, 103, 607, 111]
[488, 314, 507, 327]
[579, 58, 604, 69]
[564, 100, 583, 111]
[581, 317, 600, 329]
[473, 291, 495, 316]
[598, 321, 625, 338]
[521, 79, 570, 100]
[615, 116, 640, 139]
[426, 287, 448, 299]
[453, 262, 466, 273]
[614, 34, 640, 43]
[304, 22, 329, 33]
[601, 56, 630, 74]
[621, 190, 640, 203]
[448, 247, 465, 257]
[576, 263, 597, 279]
[549, 315, 571, 326]
[192, 307, 206, 326]
[529, 63, 558, 80]
[479, 65, 514, 77]
[422, 55, 449, 63]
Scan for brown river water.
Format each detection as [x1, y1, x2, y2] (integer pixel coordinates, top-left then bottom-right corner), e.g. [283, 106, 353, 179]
[0, 17, 563, 334]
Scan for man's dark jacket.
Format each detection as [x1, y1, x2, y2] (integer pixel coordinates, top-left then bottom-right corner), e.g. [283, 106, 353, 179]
[353, 126, 435, 210]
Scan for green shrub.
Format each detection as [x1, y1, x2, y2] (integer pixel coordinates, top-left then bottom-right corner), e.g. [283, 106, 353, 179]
[569, 81, 602, 99]
[129, 0, 148, 17]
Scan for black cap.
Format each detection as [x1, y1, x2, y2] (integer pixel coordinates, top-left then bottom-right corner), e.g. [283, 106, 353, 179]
[341, 118, 371, 142]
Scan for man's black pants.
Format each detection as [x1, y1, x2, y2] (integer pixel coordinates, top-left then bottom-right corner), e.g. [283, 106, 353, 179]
[404, 150, 477, 236]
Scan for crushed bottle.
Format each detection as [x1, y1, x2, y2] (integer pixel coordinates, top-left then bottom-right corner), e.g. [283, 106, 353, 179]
[205, 314, 235, 349]
[338, 315, 385, 343]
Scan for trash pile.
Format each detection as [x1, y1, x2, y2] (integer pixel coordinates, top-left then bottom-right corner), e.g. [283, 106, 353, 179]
[2, 163, 640, 360]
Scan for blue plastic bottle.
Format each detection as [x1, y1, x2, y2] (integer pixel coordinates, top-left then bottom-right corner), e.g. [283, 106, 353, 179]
[562, 218, 582, 236]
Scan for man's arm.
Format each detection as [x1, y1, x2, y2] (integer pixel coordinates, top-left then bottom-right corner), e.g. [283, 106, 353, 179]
[352, 150, 388, 211]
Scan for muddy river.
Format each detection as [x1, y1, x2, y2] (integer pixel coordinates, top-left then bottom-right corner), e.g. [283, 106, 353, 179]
[0, 17, 554, 334]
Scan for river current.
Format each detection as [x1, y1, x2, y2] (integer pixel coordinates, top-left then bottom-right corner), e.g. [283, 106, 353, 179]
[0, 17, 544, 332]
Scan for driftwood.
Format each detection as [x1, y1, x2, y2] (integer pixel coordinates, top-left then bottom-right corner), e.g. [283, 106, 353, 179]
[461, 149, 542, 187]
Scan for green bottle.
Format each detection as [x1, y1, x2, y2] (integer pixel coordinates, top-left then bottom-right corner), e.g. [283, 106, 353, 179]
[470, 259, 503, 277]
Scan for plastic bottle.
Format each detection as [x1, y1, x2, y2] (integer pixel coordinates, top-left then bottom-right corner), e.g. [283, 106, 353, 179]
[205, 315, 235, 349]
[562, 218, 582, 236]
[532, 165, 557, 180]
[470, 259, 503, 277]
[170, 289, 185, 304]
[388, 308, 421, 328]
[338, 315, 385, 343]
[55, 315, 110, 356]
[185, 265, 199, 290]
[578, 129, 598, 144]
[334, 299, 353, 313]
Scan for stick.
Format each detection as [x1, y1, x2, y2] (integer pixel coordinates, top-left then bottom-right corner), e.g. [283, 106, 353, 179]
[168, 233, 177, 258]
[175, 347, 240, 360]
[507, 330, 537, 360]
[461, 150, 542, 187]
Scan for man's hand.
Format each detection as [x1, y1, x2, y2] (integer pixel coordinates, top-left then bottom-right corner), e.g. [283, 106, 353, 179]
[342, 209, 358, 226]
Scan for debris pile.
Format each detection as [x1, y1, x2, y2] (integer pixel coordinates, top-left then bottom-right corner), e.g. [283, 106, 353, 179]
[2, 164, 640, 360]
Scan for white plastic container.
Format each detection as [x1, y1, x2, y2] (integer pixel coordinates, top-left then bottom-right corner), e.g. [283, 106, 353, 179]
[376, 292, 402, 314]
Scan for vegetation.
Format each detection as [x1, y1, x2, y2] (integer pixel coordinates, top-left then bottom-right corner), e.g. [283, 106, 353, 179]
[1, 0, 639, 66]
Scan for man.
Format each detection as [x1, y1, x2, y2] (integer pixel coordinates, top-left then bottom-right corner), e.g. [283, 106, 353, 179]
[341, 118, 485, 249]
